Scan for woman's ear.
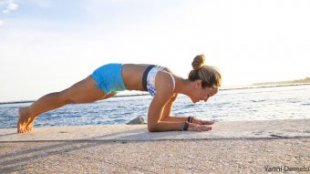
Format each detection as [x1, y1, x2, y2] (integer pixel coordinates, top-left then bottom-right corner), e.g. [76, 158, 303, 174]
[195, 80, 202, 88]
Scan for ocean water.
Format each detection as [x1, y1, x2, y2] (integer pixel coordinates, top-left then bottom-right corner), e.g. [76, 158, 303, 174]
[0, 85, 309, 129]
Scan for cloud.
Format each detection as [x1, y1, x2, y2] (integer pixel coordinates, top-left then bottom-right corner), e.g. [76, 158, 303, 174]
[1, 0, 18, 14]
[0, 20, 3, 26]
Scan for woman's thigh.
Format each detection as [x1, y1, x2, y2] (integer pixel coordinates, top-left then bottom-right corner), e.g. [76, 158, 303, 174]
[60, 76, 105, 103]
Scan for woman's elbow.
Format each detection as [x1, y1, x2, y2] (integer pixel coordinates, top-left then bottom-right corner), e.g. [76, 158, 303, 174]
[147, 123, 159, 132]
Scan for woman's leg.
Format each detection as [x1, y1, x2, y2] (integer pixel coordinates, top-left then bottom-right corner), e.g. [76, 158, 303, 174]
[17, 76, 106, 133]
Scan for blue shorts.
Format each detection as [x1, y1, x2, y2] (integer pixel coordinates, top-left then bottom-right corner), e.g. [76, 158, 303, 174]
[91, 64, 127, 94]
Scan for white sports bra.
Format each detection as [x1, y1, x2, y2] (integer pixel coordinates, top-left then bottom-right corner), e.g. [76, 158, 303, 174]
[144, 65, 175, 96]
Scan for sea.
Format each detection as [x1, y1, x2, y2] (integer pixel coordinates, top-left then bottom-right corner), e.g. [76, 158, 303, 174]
[0, 85, 309, 129]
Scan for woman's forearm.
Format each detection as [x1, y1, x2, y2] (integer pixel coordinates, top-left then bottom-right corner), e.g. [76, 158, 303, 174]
[148, 121, 186, 132]
[162, 116, 188, 122]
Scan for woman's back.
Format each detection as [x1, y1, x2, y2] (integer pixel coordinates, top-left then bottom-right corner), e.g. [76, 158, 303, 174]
[122, 64, 168, 91]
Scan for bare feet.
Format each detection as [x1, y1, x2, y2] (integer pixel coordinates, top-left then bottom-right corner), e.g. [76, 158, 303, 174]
[17, 107, 35, 133]
[192, 118, 215, 125]
[188, 123, 212, 132]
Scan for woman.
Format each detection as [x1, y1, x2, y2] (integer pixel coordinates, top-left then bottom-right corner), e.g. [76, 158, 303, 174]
[18, 54, 222, 133]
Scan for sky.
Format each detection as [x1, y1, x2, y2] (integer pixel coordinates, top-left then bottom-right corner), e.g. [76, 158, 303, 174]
[0, 0, 309, 102]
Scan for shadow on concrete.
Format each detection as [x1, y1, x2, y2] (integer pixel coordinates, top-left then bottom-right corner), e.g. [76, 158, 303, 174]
[0, 132, 18, 138]
[0, 128, 149, 173]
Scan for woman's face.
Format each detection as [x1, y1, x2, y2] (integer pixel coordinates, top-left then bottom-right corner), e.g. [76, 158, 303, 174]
[190, 80, 218, 103]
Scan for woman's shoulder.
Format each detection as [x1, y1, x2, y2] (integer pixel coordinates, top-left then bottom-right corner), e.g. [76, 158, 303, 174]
[156, 71, 175, 94]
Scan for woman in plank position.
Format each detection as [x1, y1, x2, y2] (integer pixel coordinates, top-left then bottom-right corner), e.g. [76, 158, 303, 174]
[18, 54, 222, 133]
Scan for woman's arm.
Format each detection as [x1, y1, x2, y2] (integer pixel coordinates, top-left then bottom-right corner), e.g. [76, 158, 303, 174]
[160, 69, 190, 122]
[147, 71, 212, 132]
[161, 93, 189, 122]
[162, 93, 214, 125]
[147, 94, 211, 132]
[147, 72, 187, 132]
[147, 91, 185, 132]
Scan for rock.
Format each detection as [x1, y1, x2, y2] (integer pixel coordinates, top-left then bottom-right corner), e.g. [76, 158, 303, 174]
[126, 116, 145, 125]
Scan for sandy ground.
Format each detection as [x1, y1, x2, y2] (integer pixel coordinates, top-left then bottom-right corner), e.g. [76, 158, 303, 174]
[0, 119, 310, 174]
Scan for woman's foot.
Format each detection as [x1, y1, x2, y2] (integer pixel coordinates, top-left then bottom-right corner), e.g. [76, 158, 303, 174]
[17, 107, 35, 133]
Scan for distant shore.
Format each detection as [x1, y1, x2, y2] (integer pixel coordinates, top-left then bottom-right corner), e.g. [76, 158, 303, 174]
[253, 77, 310, 86]
[221, 82, 310, 91]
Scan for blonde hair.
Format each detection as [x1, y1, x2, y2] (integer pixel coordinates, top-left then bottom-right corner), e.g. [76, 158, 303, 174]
[188, 54, 222, 88]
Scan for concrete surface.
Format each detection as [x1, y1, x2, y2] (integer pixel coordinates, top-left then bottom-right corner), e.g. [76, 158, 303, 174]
[0, 119, 309, 174]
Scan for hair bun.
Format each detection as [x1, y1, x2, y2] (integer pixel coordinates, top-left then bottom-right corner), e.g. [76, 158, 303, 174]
[192, 54, 205, 70]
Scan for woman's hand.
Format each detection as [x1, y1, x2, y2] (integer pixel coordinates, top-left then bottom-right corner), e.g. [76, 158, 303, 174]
[188, 123, 212, 132]
[192, 117, 215, 125]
